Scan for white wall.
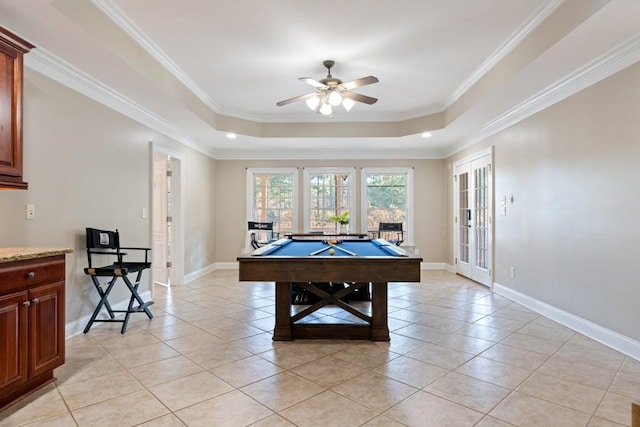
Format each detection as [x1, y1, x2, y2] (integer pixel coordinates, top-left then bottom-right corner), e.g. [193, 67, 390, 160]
[447, 61, 640, 343]
[0, 70, 216, 329]
[214, 159, 446, 263]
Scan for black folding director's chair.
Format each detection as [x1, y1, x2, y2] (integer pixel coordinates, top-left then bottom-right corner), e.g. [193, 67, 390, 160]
[248, 221, 279, 249]
[83, 227, 154, 334]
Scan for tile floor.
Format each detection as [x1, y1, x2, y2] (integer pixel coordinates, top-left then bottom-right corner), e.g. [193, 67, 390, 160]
[1, 270, 638, 427]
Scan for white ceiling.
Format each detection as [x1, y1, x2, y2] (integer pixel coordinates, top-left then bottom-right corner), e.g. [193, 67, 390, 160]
[2, 0, 640, 159]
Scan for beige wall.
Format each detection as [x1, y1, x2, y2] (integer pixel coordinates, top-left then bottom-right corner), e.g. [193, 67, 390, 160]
[214, 159, 446, 263]
[6, 52, 638, 346]
[0, 70, 216, 328]
[446, 62, 640, 341]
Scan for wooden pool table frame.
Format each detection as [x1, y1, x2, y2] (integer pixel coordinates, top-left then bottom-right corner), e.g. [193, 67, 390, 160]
[238, 241, 422, 341]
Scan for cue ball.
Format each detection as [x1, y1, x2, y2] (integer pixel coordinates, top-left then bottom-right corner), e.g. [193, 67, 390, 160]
[328, 248, 335, 255]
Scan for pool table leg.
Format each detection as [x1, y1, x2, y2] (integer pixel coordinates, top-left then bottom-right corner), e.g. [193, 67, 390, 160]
[371, 282, 390, 341]
[273, 281, 293, 340]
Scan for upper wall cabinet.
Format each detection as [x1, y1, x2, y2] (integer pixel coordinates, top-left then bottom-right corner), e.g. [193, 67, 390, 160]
[0, 27, 34, 190]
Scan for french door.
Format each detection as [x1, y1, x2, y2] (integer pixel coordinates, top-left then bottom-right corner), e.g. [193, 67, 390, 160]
[454, 151, 492, 287]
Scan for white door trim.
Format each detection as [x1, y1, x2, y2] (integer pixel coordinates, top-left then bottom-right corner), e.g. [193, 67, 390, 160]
[452, 147, 494, 287]
[150, 142, 185, 289]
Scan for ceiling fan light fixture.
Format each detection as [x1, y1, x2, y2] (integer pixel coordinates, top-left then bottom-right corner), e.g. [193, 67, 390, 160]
[328, 90, 342, 106]
[342, 97, 355, 112]
[276, 60, 378, 114]
[306, 95, 320, 110]
[319, 102, 332, 116]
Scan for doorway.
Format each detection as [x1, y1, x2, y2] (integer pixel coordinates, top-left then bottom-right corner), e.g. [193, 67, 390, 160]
[453, 148, 493, 287]
[151, 144, 184, 288]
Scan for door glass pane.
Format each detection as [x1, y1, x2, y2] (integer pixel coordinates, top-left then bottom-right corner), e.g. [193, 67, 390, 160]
[474, 166, 488, 270]
[458, 172, 469, 264]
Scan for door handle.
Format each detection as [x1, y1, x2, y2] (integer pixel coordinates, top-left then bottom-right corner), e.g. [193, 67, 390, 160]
[23, 301, 30, 307]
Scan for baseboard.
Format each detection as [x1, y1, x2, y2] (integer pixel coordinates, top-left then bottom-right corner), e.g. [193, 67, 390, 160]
[493, 282, 640, 361]
[444, 263, 455, 273]
[422, 262, 446, 270]
[215, 262, 238, 270]
[65, 290, 152, 338]
[183, 263, 216, 284]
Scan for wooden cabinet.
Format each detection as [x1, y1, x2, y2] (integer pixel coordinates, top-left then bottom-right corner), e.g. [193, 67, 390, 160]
[0, 255, 65, 411]
[0, 27, 34, 189]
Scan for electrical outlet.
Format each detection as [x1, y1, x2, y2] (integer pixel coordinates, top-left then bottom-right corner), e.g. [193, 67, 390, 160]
[26, 204, 35, 220]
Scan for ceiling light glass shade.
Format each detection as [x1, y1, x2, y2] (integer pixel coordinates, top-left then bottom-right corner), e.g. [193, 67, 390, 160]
[342, 97, 355, 111]
[319, 102, 332, 115]
[328, 90, 342, 106]
[306, 95, 320, 110]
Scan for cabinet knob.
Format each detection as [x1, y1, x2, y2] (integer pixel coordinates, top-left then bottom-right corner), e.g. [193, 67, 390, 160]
[26, 271, 35, 279]
[32, 298, 39, 304]
[23, 301, 31, 307]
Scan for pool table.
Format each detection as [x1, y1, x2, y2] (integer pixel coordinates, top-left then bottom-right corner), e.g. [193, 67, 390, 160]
[237, 238, 422, 341]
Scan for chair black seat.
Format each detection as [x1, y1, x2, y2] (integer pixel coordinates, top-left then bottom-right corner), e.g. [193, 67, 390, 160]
[84, 262, 151, 276]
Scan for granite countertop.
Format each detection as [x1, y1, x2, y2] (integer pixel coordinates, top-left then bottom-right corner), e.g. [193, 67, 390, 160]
[0, 248, 74, 263]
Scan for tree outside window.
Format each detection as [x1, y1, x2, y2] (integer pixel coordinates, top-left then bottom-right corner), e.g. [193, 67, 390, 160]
[304, 168, 356, 233]
[247, 168, 298, 234]
[362, 167, 413, 244]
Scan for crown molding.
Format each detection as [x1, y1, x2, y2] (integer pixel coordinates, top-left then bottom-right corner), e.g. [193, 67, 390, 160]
[92, 0, 567, 126]
[442, 0, 566, 111]
[90, 0, 223, 113]
[445, 33, 640, 158]
[212, 148, 445, 161]
[24, 47, 215, 158]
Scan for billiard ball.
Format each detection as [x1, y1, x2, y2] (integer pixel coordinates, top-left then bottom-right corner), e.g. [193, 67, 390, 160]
[328, 248, 335, 255]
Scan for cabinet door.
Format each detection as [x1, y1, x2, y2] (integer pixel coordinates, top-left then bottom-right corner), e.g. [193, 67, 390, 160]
[0, 27, 33, 189]
[0, 291, 28, 395]
[28, 281, 65, 378]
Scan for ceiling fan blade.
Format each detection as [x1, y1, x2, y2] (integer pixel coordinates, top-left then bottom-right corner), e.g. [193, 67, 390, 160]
[340, 76, 379, 90]
[299, 77, 327, 88]
[276, 92, 317, 107]
[342, 91, 378, 105]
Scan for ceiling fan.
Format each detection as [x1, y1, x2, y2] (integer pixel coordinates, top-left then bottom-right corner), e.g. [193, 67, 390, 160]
[276, 60, 379, 115]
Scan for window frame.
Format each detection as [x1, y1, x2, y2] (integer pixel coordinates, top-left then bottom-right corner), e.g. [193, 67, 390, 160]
[360, 167, 414, 245]
[246, 167, 299, 234]
[303, 167, 357, 233]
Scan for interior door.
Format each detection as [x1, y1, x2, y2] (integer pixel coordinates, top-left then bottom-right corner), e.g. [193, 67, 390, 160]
[153, 157, 169, 286]
[454, 152, 492, 287]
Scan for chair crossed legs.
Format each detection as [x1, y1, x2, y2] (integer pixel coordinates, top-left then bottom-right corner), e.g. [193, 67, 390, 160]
[83, 228, 154, 334]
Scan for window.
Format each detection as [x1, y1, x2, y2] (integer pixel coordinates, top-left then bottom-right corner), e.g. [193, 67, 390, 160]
[303, 168, 356, 233]
[361, 167, 414, 244]
[246, 168, 298, 234]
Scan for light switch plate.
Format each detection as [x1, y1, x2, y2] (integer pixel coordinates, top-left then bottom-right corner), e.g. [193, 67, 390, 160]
[26, 204, 35, 220]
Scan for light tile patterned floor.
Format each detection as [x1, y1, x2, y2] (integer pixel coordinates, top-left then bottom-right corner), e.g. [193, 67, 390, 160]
[1, 270, 638, 426]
